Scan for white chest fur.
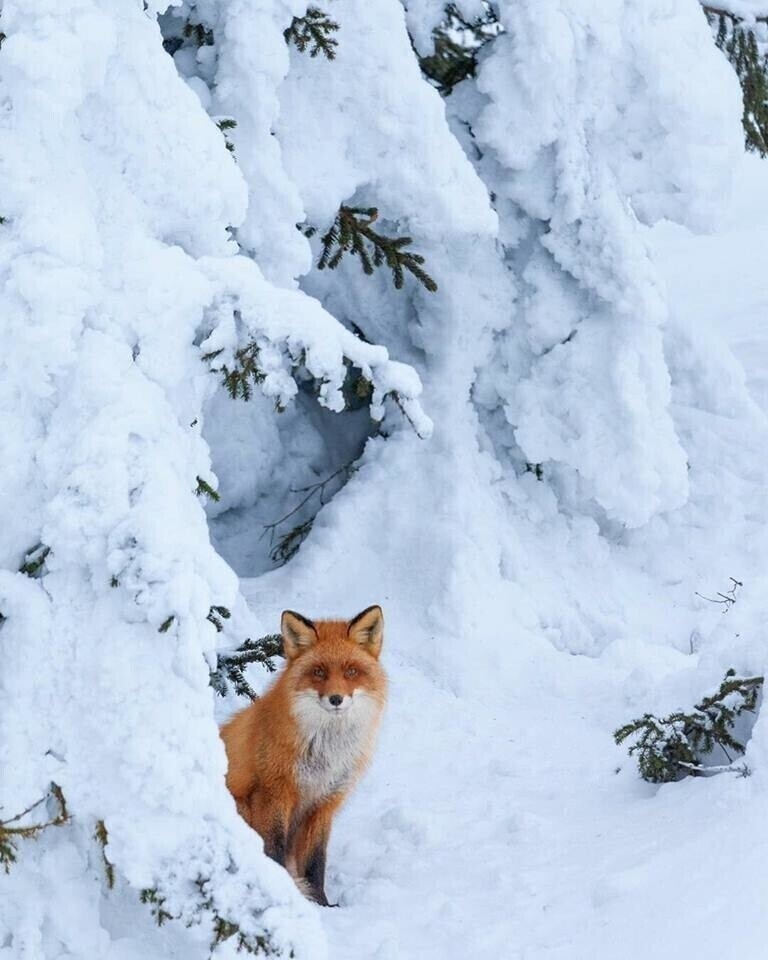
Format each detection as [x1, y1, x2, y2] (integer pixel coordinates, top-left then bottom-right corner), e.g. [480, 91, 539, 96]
[292, 691, 379, 808]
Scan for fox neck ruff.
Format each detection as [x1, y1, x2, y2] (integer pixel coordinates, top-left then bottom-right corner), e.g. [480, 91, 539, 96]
[291, 689, 381, 807]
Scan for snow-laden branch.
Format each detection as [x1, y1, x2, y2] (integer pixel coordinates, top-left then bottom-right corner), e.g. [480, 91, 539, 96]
[196, 257, 432, 438]
[0, 0, 427, 956]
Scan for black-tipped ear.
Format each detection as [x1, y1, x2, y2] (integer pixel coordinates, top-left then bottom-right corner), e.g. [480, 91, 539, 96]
[281, 611, 318, 660]
[347, 605, 384, 659]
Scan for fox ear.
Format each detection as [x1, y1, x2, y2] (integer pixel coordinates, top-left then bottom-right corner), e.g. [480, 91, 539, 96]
[347, 605, 384, 659]
[281, 611, 318, 660]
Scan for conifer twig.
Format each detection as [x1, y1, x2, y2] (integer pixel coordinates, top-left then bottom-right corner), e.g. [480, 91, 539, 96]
[196, 476, 221, 503]
[261, 460, 358, 564]
[704, 7, 768, 155]
[0, 784, 70, 873]
[19, 543, 50, 578]
[284, 8, 339, 59]
[262, 462, 356, 546]
[215, 117, 237, 155]
[695, 576, 742, 610]
[311, 206, 438, 292]
[615, 669, 763, 783]
[202, 341, 267, 402]
[210, 634, 285, 700]
[418, 2, 502, 96]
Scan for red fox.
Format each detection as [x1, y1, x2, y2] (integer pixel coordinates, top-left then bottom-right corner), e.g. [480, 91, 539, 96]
[220, 605, 387, 906]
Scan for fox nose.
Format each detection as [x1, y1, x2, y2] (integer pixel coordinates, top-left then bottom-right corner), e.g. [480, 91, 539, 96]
[328, 694, 343, 707]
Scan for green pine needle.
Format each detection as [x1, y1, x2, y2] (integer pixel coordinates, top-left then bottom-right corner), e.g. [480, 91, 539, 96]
[284, 8, 339, 60]
[705, 7, 768, 156]
[195, 476, 221, 502]
[206, 604, 232, 633]
[210, 634, 285, 700]
[313, 206, 437, 292]
[615, 669, 763, 782]
[203, 342, 267, 402]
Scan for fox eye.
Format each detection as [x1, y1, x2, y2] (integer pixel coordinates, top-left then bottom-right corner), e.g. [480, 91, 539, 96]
[344, 666, 358, 679]
[313, 666, 326, 679]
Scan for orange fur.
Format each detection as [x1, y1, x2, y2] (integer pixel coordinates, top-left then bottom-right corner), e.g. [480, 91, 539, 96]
[220, 606, 387, 905]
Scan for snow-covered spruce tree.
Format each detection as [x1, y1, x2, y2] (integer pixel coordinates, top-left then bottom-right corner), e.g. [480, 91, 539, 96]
[0, 2, 428, 957]
[158, 1, 438, 574]
[234, 0, 751, 698]
[265, 0, 754, 685]
[417, 0, 741, 533]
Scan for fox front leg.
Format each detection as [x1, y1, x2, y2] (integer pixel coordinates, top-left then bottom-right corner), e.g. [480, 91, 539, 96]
[264, 819, 289, 867]
[293, 796, 343, 906]
[245, 788, 294, 869]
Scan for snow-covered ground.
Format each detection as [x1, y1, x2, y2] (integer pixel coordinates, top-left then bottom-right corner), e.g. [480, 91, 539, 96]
[234, 154, 768, 959]
[4, 5, 767, 959]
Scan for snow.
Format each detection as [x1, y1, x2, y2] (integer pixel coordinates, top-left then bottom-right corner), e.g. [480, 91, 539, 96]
[0, 1, 425, 956]
[234, 154, 768, 960]
[461, 0, 744, 529]
[3, 1, 768, 959]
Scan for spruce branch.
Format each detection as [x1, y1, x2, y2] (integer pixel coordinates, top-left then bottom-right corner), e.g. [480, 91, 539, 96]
[215, 117, 237, 155]
[162, 18, 213, 56]
[704, 6, 768, 155]
[284, 7, 339, 59]
[312, 206, 438, 292]
[210, 635, 285, 700]
[269, 519, 314, 566]
[203, 342, 266, 401]
[196, 476, 221, 503]
[19, 543, 50, 578]
[207, 605, 231, 633]
[418, 2, 502, 96]
[142, 876, 278, 956]
[262, 461, 358, 565]
[0, 783, 70, 873]
[615, 669, 764, 783]
[210, 916, 271, 956]
[139, 887, 173, 926]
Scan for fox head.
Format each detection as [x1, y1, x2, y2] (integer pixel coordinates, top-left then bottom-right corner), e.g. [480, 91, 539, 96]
[281, 606, 387, 719]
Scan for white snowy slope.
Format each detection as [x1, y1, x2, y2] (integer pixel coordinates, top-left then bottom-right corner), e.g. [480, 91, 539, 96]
[239, 152, 768, 958]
